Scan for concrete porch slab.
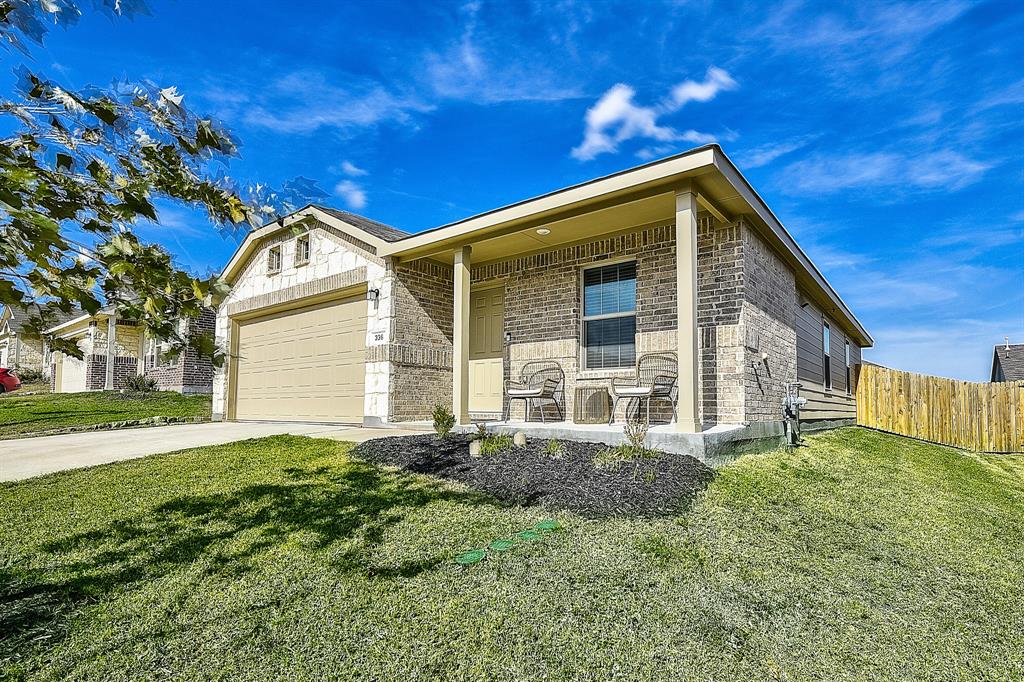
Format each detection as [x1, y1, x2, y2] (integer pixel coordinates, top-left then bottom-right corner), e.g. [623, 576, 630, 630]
[457, 419, 786, 466]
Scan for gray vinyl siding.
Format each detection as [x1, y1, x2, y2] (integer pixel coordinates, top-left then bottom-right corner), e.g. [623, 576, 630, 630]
[796, 294, 825, 385]
[796, 290, 863, 394]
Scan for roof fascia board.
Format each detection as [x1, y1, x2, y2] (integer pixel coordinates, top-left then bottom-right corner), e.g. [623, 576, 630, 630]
[380, 147, 717, 258]
[710, 149, 873, 347]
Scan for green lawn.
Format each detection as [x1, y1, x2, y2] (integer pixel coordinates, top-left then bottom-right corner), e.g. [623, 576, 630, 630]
[1, 429, 1022, 680]
[0, 390, 211, 438]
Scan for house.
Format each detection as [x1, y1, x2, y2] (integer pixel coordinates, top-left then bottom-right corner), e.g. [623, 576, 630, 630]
[0, 305, 46, 374]
[47, 307, 216, 394]
[0, 305, 80, 377]
[212, 145, 872, 455]
[991, 340, 1024, 382]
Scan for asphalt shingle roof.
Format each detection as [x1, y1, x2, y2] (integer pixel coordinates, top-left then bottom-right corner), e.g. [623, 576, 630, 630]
[314, 205, 411, 243]
[2, 305, 81, 333]
[992, 343, 1024, 382]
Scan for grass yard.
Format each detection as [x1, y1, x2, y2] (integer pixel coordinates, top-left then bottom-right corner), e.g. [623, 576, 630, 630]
[0, 390, 211, 438]
[1, 428, 1022, 680]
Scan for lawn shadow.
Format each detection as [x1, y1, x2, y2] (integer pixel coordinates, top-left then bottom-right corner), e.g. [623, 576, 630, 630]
[0, 458, 492, 660]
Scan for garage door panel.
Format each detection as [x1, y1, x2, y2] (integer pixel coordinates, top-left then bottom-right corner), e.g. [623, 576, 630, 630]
[233, 296, 366, 423]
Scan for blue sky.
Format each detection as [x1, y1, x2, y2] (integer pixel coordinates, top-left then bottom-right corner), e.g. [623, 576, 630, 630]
[8, 0, 1022, 380]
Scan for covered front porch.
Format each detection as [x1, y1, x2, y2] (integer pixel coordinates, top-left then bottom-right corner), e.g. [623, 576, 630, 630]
[446, 179, 712, 436]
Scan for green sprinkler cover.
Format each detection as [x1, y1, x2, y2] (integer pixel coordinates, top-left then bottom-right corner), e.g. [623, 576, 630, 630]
[515, 530, 541, 542]
[535, 520, 562, 531]
[455, 549, 486, 565]
[488, 539, 516, 552]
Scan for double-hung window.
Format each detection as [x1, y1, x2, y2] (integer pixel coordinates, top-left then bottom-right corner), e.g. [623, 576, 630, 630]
[582, 261, 636, 369]
[295, 234, 310, 265]
[823, 321, 832, 390]
[267, 245, 282, 274]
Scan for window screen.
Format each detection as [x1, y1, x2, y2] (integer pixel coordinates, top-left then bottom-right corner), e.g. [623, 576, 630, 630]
[583, 261, 636, 369]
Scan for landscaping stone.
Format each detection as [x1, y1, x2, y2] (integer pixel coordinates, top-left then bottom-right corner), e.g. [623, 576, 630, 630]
[352, 434, 716, 518]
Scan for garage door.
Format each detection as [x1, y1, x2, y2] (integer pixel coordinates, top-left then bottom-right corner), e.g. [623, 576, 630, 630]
[233, 295, 367, 423]
[55, 344, 88, 393]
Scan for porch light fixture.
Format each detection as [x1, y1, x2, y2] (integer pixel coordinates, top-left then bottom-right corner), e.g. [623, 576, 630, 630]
[367, 288, 380, 304]
[535, 228, 551, 236]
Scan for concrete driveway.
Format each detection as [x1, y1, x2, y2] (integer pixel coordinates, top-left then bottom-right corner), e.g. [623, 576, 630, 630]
[0, 421, 430, 482]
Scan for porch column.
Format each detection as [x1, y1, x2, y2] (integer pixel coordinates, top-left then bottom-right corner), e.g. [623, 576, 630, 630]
[675, 184, 701, 433]
[452, 245, 472, 425]
[104, 313, 116, 390]
[137, 328, 147, 377]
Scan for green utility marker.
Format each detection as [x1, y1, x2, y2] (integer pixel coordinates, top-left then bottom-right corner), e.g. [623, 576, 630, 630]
[488, 539, 515, 552]
[535, 519, 562, 532]
[455, 549, 486, 565]
[516, 530, 541, 542]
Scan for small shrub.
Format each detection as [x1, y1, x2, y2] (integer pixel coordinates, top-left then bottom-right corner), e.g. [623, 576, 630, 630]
[624, 414, 648, 450]
[123, 374, 159, 392]
[474, 423, 488, 440]
[13, 366, 43, 383]
[432, 402, 456, 438]
[479, 433, 514, 456]
[544, 439, 565, 457]
[594, 443, 657, 470]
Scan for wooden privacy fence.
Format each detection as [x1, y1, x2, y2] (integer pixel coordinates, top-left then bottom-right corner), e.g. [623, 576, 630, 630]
[856, 364, 1024, 453]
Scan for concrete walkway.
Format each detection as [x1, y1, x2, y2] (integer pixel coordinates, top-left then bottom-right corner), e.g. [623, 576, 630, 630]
[0, 421, 430, 482]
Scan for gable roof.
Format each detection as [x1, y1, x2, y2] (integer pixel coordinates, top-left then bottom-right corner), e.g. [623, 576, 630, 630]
[991, 343, 1024, 381]
[2, 305, 81, 335]
[220, 205, 409, 284]
[380, 144, 872, 347]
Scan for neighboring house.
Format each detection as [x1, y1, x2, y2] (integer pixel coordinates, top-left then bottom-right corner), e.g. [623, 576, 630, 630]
[0, 305, 45, 373]
[212, 144, 872, 452]
[47, 307, 216, 394]
[991, 341, 1024, 382]
[0, 305, 80, 376]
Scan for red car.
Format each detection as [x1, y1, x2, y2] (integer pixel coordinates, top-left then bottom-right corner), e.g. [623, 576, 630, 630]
[0, 368, 21, 394]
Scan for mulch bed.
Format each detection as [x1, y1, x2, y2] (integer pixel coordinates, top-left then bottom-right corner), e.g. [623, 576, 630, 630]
[352, 434, 716, 518]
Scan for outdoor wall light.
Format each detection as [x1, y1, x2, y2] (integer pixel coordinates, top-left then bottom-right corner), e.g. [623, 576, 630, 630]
[536, 228, 551, 236]
[367, 288, 380, 303]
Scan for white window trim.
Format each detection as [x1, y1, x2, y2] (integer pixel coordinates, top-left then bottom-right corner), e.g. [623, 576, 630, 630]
[579, 258, 638, 372]
[294, 233, 310, 266]
[822, 320, 832, 391]
[267, 245, 282, 275]
[845, 340, 852, 395]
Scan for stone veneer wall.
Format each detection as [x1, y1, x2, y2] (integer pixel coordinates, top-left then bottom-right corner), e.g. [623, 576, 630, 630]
[386, 258, 454, 421]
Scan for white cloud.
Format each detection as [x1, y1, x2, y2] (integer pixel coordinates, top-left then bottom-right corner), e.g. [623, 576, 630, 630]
[233, 71, 432, 136]
[738, 136, 820, 169]
[334, 180, 367, 210]
[571, 67, 736, 161]
[867, 317, 1023, 382]
[423, 1, 582, 104]
[666, 67, 737, 108]
[778, 150, 991, 194]
[341, 161, 367, 177]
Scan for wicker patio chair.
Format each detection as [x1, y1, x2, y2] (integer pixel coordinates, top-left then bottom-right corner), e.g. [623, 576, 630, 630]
[608, 352, 678, 426]
[503, 361, 565, 423]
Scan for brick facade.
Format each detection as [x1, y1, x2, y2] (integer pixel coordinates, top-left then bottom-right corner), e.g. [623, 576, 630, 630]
[144, 308, 217, 394]
[386, 258, 454, 421]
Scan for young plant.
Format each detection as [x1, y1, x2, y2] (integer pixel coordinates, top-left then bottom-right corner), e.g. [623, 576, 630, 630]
[544, 439, 565, 457]
[479, 433, 514, 456]
[624, 414, 649, 451]
[432, 402, 456, 439]
[124, 374, 159, 392]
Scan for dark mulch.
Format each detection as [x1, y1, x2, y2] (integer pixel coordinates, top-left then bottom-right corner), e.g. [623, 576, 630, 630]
[351, 434, 716, 518]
